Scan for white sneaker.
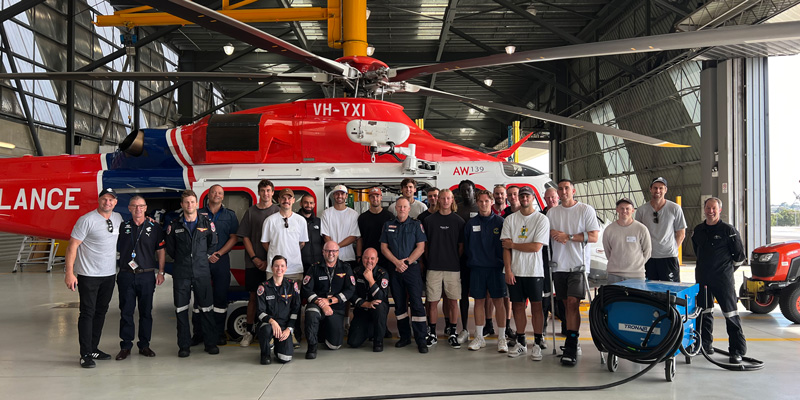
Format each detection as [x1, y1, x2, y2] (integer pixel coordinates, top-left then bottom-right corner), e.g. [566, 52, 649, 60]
[508, 342, 527, 358]
[530, 344, 543, 361]
[468, 337, 485, 351]
[240, 332, 253, 347]
[577, 343, 582, 356]
[457, 329, 470, 344]
[497, 338, 509, 353]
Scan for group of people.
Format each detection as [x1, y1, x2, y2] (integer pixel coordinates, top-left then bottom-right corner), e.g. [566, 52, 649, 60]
[63, 175, 747, 369]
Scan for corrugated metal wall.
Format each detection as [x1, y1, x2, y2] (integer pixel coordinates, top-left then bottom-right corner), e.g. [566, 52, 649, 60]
[0, 232, 25, 266]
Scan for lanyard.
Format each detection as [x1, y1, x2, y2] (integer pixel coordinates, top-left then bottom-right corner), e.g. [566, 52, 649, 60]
[130, 222, 145, 260]
[325, 265, 336, 296]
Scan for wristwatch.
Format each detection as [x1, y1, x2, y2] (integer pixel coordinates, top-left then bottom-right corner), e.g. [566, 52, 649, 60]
[568, 234, 574, 241]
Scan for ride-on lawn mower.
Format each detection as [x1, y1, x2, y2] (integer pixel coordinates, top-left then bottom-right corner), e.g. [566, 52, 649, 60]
[740, 241, 800, 323]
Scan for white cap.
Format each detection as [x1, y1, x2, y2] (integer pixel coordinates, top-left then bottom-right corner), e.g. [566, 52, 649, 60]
[331, 184, 348, 194]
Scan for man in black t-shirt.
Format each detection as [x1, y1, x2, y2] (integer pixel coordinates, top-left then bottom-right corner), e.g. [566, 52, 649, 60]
[423, 189, 465, 348]
[357, 187, 394, 271]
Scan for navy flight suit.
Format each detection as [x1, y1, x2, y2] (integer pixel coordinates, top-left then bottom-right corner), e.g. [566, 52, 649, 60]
[257, 277, 301, 363]
[348, 265, 390, 350]
[195, 204, 239, 344]
[380, 216, 428, 347]
[692, 219, 747, 357]
[302, 260, 355, 352]
[166, 214, 218, 352]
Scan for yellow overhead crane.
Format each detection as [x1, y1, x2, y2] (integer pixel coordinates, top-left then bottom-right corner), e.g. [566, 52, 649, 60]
[95, 0, 368, 57]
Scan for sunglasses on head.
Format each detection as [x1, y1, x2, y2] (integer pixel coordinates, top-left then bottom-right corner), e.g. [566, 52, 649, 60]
[106, 219, 114, 233]
[652, 211, 659, 224]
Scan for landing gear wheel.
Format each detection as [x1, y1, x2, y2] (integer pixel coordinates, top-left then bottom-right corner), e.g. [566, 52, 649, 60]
[665, 358, 675, 382]
[779, 282, 800, 324]
[606, 353, 618, 372]
[740, 283, 778, 314]
[226, 305, 248, 341]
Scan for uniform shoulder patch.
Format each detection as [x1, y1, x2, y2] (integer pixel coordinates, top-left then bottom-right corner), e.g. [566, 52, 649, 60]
[303, 275, 311, 285]
[166, 224, 172, 235]
[294, 282, 300, 293]
[256, 285, 265, 296]
[350, 275, 356, 285]
[381, 278, 388, 289]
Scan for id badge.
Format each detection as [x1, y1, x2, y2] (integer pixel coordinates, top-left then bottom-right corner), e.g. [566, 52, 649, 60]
[128, 259, 138, 270]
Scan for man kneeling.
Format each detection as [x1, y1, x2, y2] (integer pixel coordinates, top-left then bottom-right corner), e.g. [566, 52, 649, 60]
[348, 248, 390, 352]
[303, 241, 355, 359]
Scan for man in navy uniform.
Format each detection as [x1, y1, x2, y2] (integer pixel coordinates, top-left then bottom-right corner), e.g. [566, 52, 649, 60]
[381, 198, 428, 353]
[302, 241, 355, 359]
[115, 196, 165, 360]
[166, 190, 218, 357]
[194, 185, 239, 346]
[348, 248, 390, 352]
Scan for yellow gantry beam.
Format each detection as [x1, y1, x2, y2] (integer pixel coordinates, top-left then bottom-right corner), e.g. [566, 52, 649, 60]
[97, 6, 331, 28]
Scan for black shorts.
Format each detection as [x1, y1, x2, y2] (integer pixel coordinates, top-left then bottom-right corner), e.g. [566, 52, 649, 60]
[508, 276, 543, 303]
[553, 271, 586, 300]
[644, 257, 680, 282]
[470, 268, 507, 299]
[245, 268, 267, 292]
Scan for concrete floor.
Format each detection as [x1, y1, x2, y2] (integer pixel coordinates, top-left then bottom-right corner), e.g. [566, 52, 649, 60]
[1, 263, 798, 400]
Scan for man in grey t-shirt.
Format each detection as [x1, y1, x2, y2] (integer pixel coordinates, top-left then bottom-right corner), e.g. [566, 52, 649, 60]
[634, 177, 687, 282]
[65, 187, 123, 368]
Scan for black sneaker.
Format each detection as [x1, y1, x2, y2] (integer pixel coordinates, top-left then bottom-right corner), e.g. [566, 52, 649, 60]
[418, 344, 429, 354]
[703, 345, 715, 355]
[205, 345, 219, 355]
[80, 354, 96, 368]
[729, 354, 742, 364]
[505, 327, 515, 339]
[560, 345, 577, 366]
[260, 354, 271, 365]
[483, 325, 495, 337]
[426, 333, 438, 347]
[178, 348, 190, 358]
[306, 344, 317, 359]
[448, 335, 461, 349]
[90, 350, 112, 360]
[395, 338, 411, 348]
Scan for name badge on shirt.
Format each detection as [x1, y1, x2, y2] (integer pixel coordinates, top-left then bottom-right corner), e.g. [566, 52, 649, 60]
[175, 228, 185, 233]
[319, 276, 328, 280]
[265, 295, 275, 300]
[387, 229, 395, 233]
[472, 225, 481, 232]
[470, 212, 478, 218]
[626, 236, 637, 243]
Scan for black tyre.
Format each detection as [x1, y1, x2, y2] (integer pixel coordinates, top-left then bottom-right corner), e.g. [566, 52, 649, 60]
[665, 358, 675, 382]
[226, 305, 248, 341]
[606, 353, 618, 372]
[779, 282, 800, 324]
[740, 283, 778, 314]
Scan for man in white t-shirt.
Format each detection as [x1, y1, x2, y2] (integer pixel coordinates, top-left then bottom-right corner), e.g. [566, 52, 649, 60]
[547, 179, 600, 366]
[501, 186, 550, 361]
[634, 177, 686, 282]
[603, 198, 651, 283]
[261, 188, 309, 282]
[65, 187, 124, 368]
[321, 185, 361, 266]
[389, 178, 428, 218]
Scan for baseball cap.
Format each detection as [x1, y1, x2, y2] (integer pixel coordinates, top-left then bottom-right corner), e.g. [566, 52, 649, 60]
[368, 187, 382, 196]
[278, 188, 294, 198]
[332, 184, 348, 194]
[651, 177, 668, 187]
[518, 186, 534, 196]
[616, 197, 634, 207]
[99, 187, 117, 199]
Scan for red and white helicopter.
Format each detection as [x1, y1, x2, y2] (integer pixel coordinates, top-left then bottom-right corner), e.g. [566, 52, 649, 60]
[1, 1, 798, 263]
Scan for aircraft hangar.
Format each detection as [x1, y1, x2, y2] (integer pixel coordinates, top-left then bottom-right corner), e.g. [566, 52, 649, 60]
[1, 1, 799, 399]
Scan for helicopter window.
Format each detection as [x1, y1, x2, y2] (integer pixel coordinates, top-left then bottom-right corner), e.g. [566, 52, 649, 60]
[206, 114, 261, 152]
[502, 162, 544, 177]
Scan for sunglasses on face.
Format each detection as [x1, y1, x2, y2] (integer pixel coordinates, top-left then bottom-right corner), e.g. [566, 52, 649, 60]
[106, 219, 114, 233]
[652, 211, 659, 224]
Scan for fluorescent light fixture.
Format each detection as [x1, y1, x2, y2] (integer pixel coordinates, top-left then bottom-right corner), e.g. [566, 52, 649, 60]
[505, 45, 516, 55]
[258, 81, 265, 85]
[223, 43, 235, 56]
[469, 108, 476, 115]
[460, 128, 467, 133]
[366, 8, 371, 20]
[483, 77, 493, 86]
[366, 46, 375, 56]
[0, 141, 15, 149]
